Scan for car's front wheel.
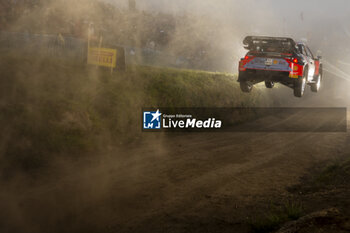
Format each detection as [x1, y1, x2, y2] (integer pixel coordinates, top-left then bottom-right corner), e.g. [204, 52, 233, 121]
[240, 81, 253, 93]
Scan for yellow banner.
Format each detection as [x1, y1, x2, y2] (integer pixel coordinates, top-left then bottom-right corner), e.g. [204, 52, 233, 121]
[87, 47, 117, 68]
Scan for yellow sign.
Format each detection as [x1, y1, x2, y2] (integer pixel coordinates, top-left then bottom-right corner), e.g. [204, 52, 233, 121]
[87, 47, 117, 68]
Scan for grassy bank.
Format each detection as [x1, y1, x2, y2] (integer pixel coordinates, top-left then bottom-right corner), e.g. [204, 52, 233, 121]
[248, 157, 350, 233]
[0, 54, 274, 176]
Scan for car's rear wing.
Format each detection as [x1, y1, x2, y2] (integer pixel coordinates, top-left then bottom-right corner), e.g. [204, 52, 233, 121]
[243, 36, 296, 52]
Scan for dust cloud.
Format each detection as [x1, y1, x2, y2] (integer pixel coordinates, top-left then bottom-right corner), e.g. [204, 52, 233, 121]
[0, 1, 349, 233]
[106, 0, 350, 103]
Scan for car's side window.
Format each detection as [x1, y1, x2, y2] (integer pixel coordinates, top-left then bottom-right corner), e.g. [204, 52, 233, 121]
[301, 45, 307, 56]
[305, 46, 310, 57]
[297, 45, 303, 54]
[298, 45, 307, 56]
[306, 46, 314, 59]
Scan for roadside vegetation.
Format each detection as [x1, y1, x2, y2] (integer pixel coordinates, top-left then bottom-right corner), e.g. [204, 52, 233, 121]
[248, 157, 350, 233]
[249, 200, 304, 233]
[288, 158, 350, 194]
[0, 53, 275, 177]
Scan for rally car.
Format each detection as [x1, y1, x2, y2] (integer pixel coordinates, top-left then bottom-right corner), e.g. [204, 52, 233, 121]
[238, 36, 323, 97]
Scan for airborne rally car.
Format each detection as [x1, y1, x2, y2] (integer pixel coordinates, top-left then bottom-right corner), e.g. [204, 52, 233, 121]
[238, 36, 322, 97]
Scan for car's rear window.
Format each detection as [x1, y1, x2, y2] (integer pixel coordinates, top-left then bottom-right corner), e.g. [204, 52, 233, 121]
[249, 40, 294, 53]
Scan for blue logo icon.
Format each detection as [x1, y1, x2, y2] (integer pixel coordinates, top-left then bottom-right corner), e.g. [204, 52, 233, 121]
[143, 110, 162, 129]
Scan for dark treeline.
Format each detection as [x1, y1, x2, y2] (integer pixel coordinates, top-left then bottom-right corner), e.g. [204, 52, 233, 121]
[0, 0, 233, 71]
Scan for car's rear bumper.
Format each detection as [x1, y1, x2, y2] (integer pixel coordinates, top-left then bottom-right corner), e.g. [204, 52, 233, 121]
[238, 69, 300, 83]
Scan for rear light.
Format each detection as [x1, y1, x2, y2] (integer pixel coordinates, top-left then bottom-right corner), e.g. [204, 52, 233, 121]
[292, 58, 298, 63]
[244, 55, 249, 60]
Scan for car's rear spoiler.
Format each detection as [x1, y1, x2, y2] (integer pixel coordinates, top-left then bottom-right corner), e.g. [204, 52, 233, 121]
[243, 36, 296, 51]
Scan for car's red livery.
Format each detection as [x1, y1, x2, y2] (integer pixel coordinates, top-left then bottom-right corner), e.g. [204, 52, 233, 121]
[238, 36, 323, 97]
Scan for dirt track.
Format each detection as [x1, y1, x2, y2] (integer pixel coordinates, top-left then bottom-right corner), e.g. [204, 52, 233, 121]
[109, 123, 348, 232]
[0, 76, 349, 233]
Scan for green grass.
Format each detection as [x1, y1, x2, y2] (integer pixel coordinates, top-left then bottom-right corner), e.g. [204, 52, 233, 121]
[286, 157, 350, 195]
[249, 201, 304, 233]
[314, 159, 350, 186]
[284, 200, 304, 220]
[0, 53, 275, 176]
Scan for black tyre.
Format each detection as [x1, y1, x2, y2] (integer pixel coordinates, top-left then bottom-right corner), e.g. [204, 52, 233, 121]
[294, 69, 308, 98]
[310, 73, 322, 92]
[265, 81, 274, 88]
[240, 81, 253, 93]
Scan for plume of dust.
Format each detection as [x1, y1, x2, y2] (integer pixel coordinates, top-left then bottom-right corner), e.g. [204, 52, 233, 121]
[1, 0, 350, 232]
[0, 55, 167, 232]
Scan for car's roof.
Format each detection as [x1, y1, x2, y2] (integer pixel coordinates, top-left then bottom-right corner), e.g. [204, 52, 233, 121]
[296, 42, 307, 46]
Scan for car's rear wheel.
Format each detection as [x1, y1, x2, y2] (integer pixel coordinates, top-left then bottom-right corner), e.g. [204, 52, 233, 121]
[311, 74, 322, 92]
[294, 69, 307, 97]
[240, 81, 253, 93]
[265, 81, 274, 88]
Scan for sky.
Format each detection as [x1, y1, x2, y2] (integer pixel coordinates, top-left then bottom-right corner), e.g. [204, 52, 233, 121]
[106, 0, 350, 40]
[107, 0, 350, 20]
